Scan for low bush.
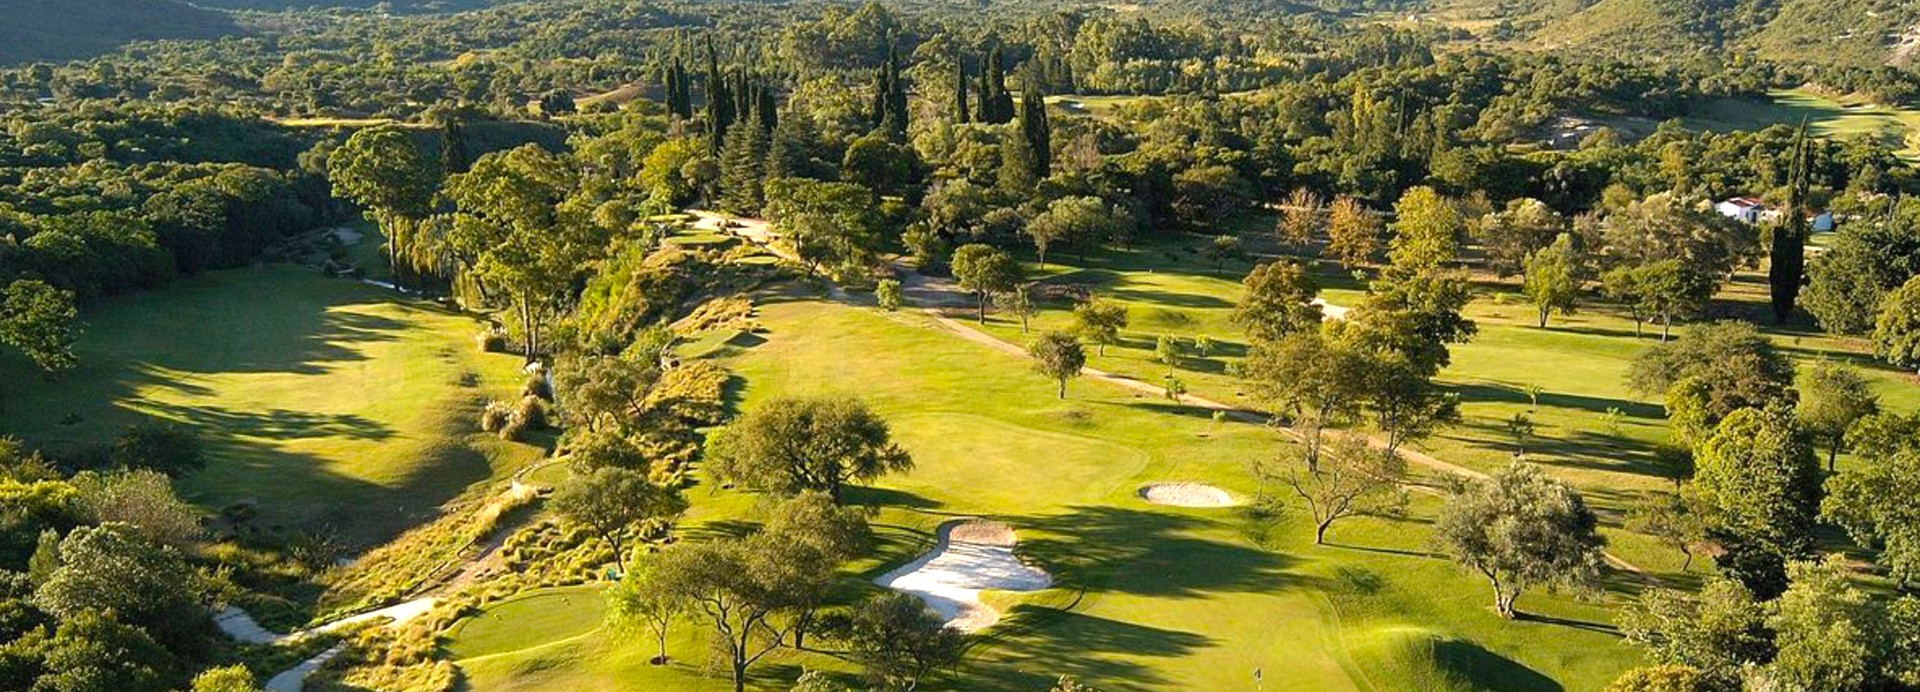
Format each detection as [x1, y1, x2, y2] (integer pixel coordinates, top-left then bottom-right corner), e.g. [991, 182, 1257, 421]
[478, 401, 513, 433]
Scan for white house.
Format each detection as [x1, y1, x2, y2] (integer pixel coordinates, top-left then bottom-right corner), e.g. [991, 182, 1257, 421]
[1716, 197, 1768, 224]
[1715, 197, 1834, 232]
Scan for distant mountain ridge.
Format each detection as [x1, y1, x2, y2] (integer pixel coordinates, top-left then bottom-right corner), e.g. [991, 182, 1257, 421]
[0, 0, 238, 65]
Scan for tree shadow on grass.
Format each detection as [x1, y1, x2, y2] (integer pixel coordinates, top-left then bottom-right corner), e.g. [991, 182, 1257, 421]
[1447, 381, 1661, 419]
[137, 400, 396, 442]
[966, 607, 1218, 688]
[1513, 611, 1618, 637]
[1431, 637, 1568, 692]
[1014, 505, 1316, 599]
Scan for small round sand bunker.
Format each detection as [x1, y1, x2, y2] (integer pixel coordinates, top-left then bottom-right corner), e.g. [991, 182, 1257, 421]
[1138, 482, 1238, 508]
[875, 519, 1052, 632]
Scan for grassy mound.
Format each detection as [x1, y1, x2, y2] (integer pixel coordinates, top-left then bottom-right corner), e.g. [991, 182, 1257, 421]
[1347, 625, 1560, 692]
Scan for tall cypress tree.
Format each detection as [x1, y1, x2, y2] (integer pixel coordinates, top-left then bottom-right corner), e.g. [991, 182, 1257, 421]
[976, 56, 993, 126]
[1020, 88, 1050, 180]
[870, 70, 890, 130]
[886, 40, 908, 138]
[953, 56, 970, 124]
[997, 123, 1037, 195]
[438, 116, 471, 174]
[662, 56, 692, 119]
[704, 38, 732, 157]
[1770, 122, 1812, 323]
[983, 46, 1014, 124]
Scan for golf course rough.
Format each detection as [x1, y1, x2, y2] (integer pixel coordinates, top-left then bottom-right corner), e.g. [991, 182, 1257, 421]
[875, 519, 1053, 631]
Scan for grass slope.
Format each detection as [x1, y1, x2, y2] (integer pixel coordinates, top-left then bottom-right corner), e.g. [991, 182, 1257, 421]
[0, 0, 238, 65]
[450, 296, 1641, 691]
[1687, 88, 1920, 161]
[0, 264, 542, 545]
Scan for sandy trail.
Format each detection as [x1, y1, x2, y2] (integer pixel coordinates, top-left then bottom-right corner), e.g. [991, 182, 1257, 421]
[876, 520, 1052, 632]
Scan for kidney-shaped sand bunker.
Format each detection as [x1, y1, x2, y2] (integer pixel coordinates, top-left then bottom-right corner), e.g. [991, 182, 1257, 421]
[875, 519, 1052, 632]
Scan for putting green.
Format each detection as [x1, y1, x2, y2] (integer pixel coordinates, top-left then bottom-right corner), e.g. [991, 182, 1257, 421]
[448, 585, 607, 661]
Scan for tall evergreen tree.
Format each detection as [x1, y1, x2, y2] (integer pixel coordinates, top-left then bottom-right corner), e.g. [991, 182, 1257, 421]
[438, 116, 471, 174]
[767, 109, 822, 180]
[704, 38, 733, 157]
[719, 121, 769, 215]
[989, 47, 1014, 123]
[997, 125, 1037, 194]
[662, 56, 692, 119]
[953, 56, 970, 124]
[1020, 88, 1051, 180]
[1771, 122, 1811, 323]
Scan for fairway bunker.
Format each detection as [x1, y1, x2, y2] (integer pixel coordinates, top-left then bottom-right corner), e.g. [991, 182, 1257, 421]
[1138, 482, 1237, 507]
[876, 520, 1052, 632]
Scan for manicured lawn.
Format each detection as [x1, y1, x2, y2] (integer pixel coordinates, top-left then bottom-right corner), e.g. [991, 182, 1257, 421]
[0, 264, 544, 545]
[1686, 87, 1920, 161]
[447, 585, 608, 661]
[966, 234, 1917, 584]
[449, 296, 1644, 691]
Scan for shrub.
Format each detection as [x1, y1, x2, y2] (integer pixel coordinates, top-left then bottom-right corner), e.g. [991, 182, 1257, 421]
[513, 396, 547, 430]
[521, 373, 552, 401]
[479, 401, 513, 432]
[475, 329, 508, 353]
[110, 423, 205, 476]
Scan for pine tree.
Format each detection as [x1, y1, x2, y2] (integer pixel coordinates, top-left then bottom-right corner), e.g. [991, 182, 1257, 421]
[767, 108, 821, 180]
[1020, 88, 1050, 180]
[1770, 121, 1811, 323]
[953, 56, 970, 124]
[719, 120, 769, 215]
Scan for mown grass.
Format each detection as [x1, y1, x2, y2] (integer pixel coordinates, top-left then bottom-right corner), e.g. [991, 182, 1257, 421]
[969, 233, 1917, 583]
[450, 296, 1644, 691]
[0, 264, 544, 546]
[1686, 87, 1920, 161]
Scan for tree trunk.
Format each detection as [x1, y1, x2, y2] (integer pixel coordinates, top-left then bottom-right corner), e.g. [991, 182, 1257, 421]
[1314, 518, 1331, 545]
[977, 293, 987, 324]
[1058, 378, 1067, 399]
[1680, 550, 1693, 572]
[1660, 314, 1672, 341]
[1538, 305, 1548, 329]
[1828, 441, 1839, 472]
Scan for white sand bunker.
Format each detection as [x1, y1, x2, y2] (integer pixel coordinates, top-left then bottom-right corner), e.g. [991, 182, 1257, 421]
[1138, 482, 1238, 508]
[875, 520, 1052, 632]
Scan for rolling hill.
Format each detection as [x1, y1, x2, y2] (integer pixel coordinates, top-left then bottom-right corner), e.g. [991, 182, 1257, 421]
[1536, 0, 1920, 68]
[0, 0, 238, 65]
